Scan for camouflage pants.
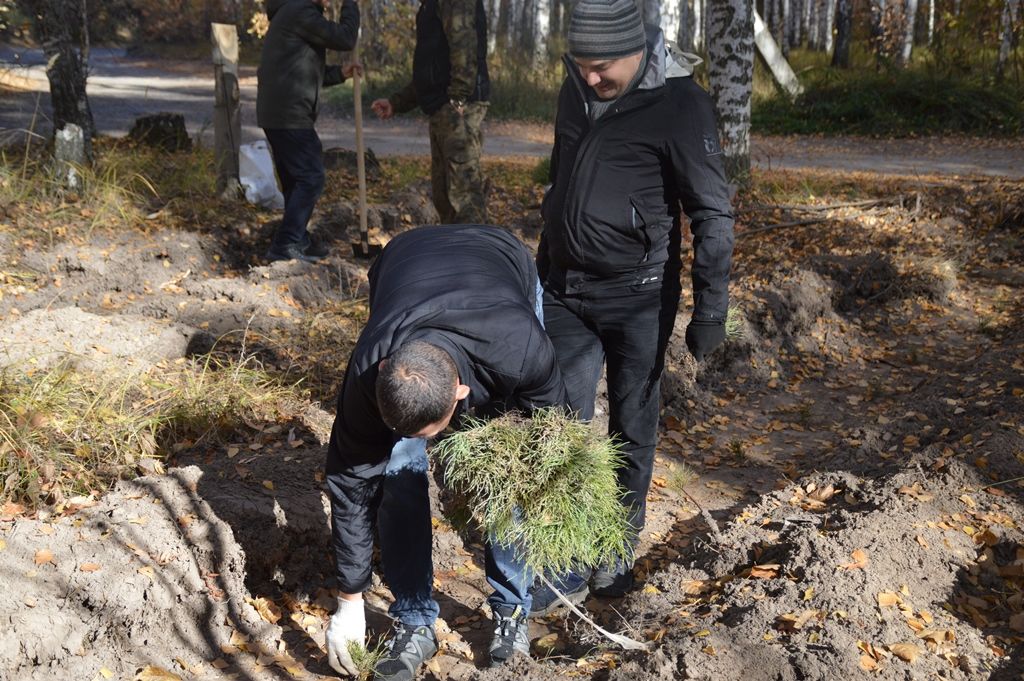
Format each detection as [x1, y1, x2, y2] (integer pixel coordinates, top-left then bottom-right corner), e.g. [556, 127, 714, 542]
[428, 101, 488, 224]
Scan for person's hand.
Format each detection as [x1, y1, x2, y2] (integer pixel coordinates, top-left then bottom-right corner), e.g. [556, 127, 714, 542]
[685, 320, 726, 362]
[371, 98, 394, 119]
[343, 61, 363, 80]
[326, 596, 366, 676]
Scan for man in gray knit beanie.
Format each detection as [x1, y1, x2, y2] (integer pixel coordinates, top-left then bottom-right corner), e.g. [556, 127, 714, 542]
[566, 0, 647, 100]
[530, 0, 735, 617]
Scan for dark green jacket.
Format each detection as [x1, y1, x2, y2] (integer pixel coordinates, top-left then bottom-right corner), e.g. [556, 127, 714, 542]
[257, 0, 360, 129]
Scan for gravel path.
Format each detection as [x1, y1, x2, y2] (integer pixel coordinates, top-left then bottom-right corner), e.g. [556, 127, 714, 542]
[2, 46, 1022, 178]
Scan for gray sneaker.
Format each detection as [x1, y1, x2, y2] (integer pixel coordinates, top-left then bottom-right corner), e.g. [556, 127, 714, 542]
[373, 623, 438, 681]
[489, 605, 530, 667]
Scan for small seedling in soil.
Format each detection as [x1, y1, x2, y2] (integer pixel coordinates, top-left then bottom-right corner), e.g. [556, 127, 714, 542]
[346, 637, 386, 681]
[667, 462, 698, 492]
[433, 408, 632, 575]
[728, 438, 749, 459]
[725, 305, 746, 341]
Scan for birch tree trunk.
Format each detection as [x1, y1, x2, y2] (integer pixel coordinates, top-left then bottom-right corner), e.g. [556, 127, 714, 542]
[754, 8, 803, 96]
[996, 0, 1021, 82]
[789, 0, 802, 50]
[694, 0, 705, 50]
[20, 0, 95, 161]
[707, 0, 754, 182]
[927, 0, 934, 45]
[678, 0, 694, 50]
[831, 0, 852, 66]
[642, 0, 663, 27]
[897, 0, 917, 67]
[496, 0, 512, 52]
[823, 0, 834, 53]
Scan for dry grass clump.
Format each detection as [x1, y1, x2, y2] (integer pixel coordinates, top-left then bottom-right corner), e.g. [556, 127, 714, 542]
[433, 408, 631, 574]
[0, 356, 304, 511]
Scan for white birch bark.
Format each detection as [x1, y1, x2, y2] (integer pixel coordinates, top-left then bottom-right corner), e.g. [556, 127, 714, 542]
[898, 0, 917, 67]
[927, 0, 934, 45]
[707, 0, 754, 181]
[996, 0, 1021, 81]
[754, 8, 803, 96]
[693, 0, 705, 51]
[823, 0, 835, 53]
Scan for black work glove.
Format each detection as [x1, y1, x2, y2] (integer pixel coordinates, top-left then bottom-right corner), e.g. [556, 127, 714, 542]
[685, 320, 726, 362]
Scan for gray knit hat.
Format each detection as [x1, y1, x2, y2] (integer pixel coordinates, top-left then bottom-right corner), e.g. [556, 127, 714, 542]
[567, 0, 646, 60]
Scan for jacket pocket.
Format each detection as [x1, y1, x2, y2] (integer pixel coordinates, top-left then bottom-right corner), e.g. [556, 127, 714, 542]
[629, 194, 654, 265]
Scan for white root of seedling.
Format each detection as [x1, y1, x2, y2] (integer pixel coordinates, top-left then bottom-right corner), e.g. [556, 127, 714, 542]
[535, 572, 650, 651]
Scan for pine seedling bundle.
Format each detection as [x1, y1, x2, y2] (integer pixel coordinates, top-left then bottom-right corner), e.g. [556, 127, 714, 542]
[432, 408, 632, 574]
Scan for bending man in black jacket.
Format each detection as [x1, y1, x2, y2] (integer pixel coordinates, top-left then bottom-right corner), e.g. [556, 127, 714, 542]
[530, 0, 735, 615]
[324, 225, 567, 680]
[256, 0, 359, 263]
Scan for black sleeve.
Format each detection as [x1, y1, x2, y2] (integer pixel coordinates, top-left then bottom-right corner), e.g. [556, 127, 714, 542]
[323, 64, 345, 87]
[667, 85, 735, 323]
[324, 359, 394, 593]
[296, 0, 360, 51]
[512, 317, 569, 412]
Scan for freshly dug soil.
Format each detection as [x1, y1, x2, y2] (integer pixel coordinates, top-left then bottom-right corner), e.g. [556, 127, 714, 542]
[2, 175, 1022, 680]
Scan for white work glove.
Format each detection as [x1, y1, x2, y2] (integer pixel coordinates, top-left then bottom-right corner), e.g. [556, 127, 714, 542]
[326, 597, 366, 676]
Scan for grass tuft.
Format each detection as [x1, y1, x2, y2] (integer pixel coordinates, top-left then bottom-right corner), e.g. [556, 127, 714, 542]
[0, 356, 304, 511]
[346, 637, 387, 681]
[432, 408, 632, 574]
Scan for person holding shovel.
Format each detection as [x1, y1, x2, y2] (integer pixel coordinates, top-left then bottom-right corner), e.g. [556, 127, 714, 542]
[257, 0, 360, 263]
[370, 0, 490, 224]
[323, 225, 567, 680]
[529, 0, 735, 614]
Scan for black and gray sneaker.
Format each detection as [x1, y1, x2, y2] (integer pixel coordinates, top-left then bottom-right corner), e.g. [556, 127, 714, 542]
[264, 243, 322, 264]
[591, 563, 634, 598]
[489, 605, 530, 667]
[373, 623, 438, 681]
[301, 233, 329, 258]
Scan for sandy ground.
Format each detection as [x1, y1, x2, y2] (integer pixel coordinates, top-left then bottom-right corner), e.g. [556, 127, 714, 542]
[0, 165, 1022, 680]
[1, 46, 1023, 178]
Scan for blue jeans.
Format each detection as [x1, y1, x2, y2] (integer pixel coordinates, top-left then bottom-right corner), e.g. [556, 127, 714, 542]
[263, 128, 325, 251]
[378, 276, 544, 625]
[379, 437, 534, 625]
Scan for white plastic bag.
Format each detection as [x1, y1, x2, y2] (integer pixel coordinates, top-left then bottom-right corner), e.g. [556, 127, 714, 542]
[239, 140, 285, 209]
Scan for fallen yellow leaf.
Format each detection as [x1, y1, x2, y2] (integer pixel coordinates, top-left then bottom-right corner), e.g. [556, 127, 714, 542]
[247, 596, 282, 624]
[134, 666, 182, 681]
[878, 592, 902, 607]
[34, 549, 55, 565]
[888, 642, 920, 663]
[80, 562, 101, 573]
[841, 549, 869, 570]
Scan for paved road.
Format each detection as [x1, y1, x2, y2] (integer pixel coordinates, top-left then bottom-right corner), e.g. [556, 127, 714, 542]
[2, 46, 1022, 178]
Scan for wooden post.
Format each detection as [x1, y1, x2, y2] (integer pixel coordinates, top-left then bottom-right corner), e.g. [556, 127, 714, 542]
[212, 22, 242, 198]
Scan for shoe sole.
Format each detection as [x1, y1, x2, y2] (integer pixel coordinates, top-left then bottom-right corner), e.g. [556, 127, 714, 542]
[529, 585, 589, 618]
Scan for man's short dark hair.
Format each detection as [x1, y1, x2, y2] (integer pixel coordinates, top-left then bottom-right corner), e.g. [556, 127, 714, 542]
[376, 341, 458, 436]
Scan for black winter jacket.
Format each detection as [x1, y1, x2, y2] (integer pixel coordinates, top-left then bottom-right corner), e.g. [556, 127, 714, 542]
[256, 0, 359, 129]
[325, 225, 567, 593]
[539, 29, 734, 323]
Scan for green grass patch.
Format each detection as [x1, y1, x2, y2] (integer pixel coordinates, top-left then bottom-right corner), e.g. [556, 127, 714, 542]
[753, 67, 1024, 137]
[432, 408, 632, 574]
[0, 356, 305, 511]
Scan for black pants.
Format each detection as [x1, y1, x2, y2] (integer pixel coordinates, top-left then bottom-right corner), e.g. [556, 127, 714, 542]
[542, 273, 681, 538]
[263, 128, 325, 251]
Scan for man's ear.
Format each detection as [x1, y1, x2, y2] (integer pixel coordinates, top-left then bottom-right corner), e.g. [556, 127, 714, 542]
[455, 383, 470, 401]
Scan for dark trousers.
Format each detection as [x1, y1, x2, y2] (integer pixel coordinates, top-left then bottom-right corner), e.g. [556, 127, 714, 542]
[263, 128, 325, 251]
[542, 275, 681, 539]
